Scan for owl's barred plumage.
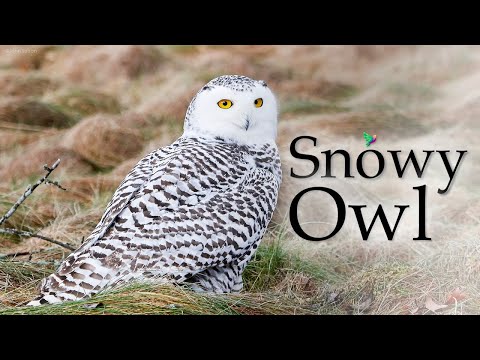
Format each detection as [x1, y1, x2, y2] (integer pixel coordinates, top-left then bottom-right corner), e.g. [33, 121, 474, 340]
[29, 75, 282, 305]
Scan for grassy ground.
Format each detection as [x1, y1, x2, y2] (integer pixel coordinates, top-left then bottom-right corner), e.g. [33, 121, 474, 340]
[1, 232, 477, 314]
[0, 235, 323, 315]
[0, 45, 479, 314]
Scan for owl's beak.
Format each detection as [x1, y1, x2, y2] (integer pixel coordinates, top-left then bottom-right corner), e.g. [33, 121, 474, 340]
[244, 116, 251, 131]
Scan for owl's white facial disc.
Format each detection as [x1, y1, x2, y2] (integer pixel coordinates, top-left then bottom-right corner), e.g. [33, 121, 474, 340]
[183, 75, 278, 145]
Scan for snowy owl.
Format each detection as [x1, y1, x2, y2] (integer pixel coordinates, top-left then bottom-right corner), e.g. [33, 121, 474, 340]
[28, 75, 282, 306]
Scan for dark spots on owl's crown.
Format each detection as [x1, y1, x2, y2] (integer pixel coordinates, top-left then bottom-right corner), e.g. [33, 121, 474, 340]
[206, 75, 260, 93]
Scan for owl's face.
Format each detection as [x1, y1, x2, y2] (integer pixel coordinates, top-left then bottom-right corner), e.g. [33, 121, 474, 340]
[184, 75, 278, 144]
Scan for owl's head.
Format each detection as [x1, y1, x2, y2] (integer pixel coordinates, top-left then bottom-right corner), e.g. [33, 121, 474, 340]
[183, 75, 278, 144]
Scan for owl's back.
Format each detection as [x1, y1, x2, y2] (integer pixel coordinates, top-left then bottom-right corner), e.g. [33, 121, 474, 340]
[29, 136, 281, 305]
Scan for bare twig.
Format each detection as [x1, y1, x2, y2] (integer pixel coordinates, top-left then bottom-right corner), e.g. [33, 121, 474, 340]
[0, 158, 76, 252]
[0, 246, 59, 260]
[0, 251, 32, 259]
[0, 227, 75, 251]
[0, 159, 61, 226]
[45, 179, 67, 191]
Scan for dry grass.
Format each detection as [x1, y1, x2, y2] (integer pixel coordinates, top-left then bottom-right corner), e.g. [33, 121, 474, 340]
[0, 98, 74, 128]
[0, 130, 41, 152]
[0, 72, 58, 97]
[62, 114, 144, 168]
[0, 282, 316, 315]
[0, 238, 329, 314]
[0, 45, 478, 315]
[41, 45, 166, 85]
[44, 88, 122, 119]
[332, 236, 480, 315]
[0, 145, 93, 182]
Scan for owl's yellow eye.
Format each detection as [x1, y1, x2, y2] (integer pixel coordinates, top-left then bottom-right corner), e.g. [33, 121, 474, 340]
[254, 98, 263, 108]
[217, 99, 233, 109]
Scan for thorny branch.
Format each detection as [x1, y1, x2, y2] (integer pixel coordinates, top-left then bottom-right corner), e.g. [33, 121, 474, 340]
[0, 159, 76, 252]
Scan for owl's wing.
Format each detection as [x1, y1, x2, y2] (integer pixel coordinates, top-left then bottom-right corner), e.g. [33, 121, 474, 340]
[82, 143, 178, 248]
[98, 166, 280, 280]
[38, 142, 280, 302]
[43, 166, 278, 302]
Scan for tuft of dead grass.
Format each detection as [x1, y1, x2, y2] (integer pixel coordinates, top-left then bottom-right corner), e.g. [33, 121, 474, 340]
[62, 114, 144, 168]
[0, 98, 74, 128]
[45, 88, 122, 119]
[0, 146, 93, 182]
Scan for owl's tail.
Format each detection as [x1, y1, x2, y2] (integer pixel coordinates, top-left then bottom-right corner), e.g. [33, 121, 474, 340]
[27, 266, 100, 306]
[26, 274, 75, 306]
[26, 250, 114, 306]
[27, 293, 64, 306]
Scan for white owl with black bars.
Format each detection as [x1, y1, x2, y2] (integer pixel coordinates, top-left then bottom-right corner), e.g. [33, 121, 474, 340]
[29, 75, 282, 305]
